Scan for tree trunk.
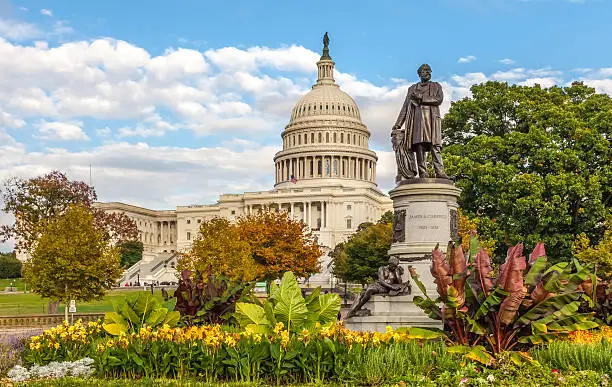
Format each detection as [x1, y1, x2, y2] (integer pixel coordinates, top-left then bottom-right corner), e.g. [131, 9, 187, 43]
[48, 301, 59, 314]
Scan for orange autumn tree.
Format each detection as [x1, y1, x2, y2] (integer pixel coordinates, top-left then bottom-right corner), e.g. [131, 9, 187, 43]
[176, 217, 257, 281]
[237, 210, 321, 281]
[178, 210, 321, 282]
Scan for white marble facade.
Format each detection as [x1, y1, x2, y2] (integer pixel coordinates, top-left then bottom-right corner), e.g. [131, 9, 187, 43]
[99, 40, 393, 286]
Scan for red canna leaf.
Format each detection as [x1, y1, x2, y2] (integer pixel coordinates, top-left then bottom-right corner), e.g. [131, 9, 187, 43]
[431, 244, 452, 299]
[450, 243, 468, 309]
[474, 248, 495, 295]
[528, 242, 546, 265]
[497, 243, 527, 325]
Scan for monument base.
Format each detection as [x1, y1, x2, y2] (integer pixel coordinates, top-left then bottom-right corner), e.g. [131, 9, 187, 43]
[344, 295, 442, 332]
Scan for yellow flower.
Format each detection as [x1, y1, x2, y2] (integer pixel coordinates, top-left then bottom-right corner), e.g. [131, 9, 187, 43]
[273, 322, 285, 334]
[54, 342, 60, 350]
[225, 335, 237, 347]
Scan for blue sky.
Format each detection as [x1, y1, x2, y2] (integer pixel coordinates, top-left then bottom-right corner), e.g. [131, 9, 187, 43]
[1, 0, 612, 250]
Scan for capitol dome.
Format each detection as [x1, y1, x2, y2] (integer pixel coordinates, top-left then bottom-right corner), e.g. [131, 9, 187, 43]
[274, 35, 378, 189]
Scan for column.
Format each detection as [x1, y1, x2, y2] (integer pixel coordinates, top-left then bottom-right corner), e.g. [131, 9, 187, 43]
[290, 202, 294, 219]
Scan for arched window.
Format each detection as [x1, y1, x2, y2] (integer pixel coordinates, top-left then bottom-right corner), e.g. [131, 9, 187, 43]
[333, 133, 337, 143]
[311, 133, 315, 143]
[304, 133, 308, 144]
[317, 159, 322, 175]
[340, 133, 344, 143]
[318, 133, 322, 143]
[298, 135, 301, 145]
[347, 133, 351, 144]
[353, 134, 356, 144]
[326, 133, 330, 143]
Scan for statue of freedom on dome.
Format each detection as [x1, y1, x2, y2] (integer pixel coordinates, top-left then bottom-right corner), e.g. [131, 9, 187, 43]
[391, 64, 449, 182]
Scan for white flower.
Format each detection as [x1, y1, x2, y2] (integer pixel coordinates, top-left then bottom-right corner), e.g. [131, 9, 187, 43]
[486, 374, 495, 383]
[7, 365, 30, 382]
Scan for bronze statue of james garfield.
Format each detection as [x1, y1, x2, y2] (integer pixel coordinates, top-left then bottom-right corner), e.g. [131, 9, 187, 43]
[392, 64, 449, 181]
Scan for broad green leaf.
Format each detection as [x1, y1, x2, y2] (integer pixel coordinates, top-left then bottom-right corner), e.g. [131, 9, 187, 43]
[395, 327, 446, 340]
[468, 236, 480, 263]
[515, 293, 582, 328]
[462, 345, 494, 366]
[145, 307, 167, 327]
[524, 256, 547, 287]
[269, 281, 280, 300]
[103, 323, 127, 336]
[163, 297, 177, 311]
[133, 294, 158, 322]
[274, 272, 308, 331]
[104, 311, 126, 326]
[263, 300, 277, 326]
[162, 311, 180, 327]
[235, 302, 268, 328]
[304, 287, 321, 307]
[474, 287, 507, 319]
[310, 293, 341, 325]
[121, 303, 141, 328]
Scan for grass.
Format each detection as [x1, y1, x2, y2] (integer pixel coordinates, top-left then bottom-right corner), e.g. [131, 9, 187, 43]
[0, 278, 27, 292]
[13, 379, 276, 387]
[0, 289, 166, 316]
[532, 339, 612, 373]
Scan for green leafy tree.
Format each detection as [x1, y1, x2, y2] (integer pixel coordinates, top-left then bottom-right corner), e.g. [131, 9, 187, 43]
[340, 223, 392, 285]
[0, 251, 21, 278]
[118, 240, 144, 268]
[22, 204, 122, 316]
[443, 81, 612, 261]
[329, 242, 349, 282]
[378, 210, 394, 224]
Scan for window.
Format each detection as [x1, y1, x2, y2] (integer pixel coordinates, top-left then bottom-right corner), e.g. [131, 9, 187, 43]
[318, 133, 322, 143]
[347, 205, 352, 211]
[304, 133, 307, 144]
[326, 133, 329, 142]
[340, 133, 344, 143]
[197, 219, 201, 223]
[186, 219, 191, 224]
[311, 133, 315, 143]
[346, 219, 352, 229]
[298, 135, 301, 145]
[187, 232, 191, 241]
[231, 210, 236, 215]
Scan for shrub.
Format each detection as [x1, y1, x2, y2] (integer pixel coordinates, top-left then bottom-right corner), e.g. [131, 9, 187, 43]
[412, 236, 598, 358]
[102, 293, 179, 335]
[174, 268, 253, 326]
[234, 271, 341, 333]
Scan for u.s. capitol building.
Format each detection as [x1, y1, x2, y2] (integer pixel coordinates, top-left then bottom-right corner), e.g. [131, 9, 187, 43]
[97, 37, 393, 286]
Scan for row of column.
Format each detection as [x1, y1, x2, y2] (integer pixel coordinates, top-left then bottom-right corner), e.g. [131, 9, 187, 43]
[246, 201, 330, 230]
[275, 156, 375, 184]
[140, 220, 176, 246]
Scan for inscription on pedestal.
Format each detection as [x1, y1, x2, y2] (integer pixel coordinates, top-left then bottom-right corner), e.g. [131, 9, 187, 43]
[406, 202, 448, 242]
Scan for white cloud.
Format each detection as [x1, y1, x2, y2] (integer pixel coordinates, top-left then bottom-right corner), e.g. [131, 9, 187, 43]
[458, 55, 477, 64]
[0, 19, 42, 40]
[40, 9, 53, 17]
[499, 58, 515, 65]
[19, 7, 29, 12]
[37, 120, 89, 141]
[0, 112, 26, 129]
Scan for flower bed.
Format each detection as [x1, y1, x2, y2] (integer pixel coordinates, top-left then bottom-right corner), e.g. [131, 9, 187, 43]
[9, 321, 612, 386]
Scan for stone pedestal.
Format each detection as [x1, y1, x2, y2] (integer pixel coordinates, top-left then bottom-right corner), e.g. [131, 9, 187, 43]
[389, 179, 461, 298]
[344, 295, 442, 332]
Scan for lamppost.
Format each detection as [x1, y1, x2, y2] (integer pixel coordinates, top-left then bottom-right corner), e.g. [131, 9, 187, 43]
[137, 273, 140, 287]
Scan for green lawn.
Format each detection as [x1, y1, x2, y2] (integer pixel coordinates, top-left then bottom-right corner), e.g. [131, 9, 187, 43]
[0, 289, 167, 316]
[0, 278, 27, 292]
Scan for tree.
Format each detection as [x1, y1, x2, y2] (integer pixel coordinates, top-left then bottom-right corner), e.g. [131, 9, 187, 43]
[237, 211, 321, 281]
[0, 251, 21, 279]
[377, 210, 394, 225]
[23, 204, 122, 318]
[337, 223, 392, 285]
[118, 240, 143, 268]
[0, 171, 138, 253]
[329, 242, 349, 282]
[177, 217, 255, 281]
[573, 216, 612, 279]
[179, 211, 322, 283]
[442, 82, 611, 261]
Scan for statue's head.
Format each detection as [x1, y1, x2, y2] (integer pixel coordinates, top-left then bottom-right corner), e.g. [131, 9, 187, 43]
[417, 64, 432, 82]
[388, 256, 400, 268]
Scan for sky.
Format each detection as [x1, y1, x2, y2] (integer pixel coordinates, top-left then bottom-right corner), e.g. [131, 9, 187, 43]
[1, 0, 612, 251]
